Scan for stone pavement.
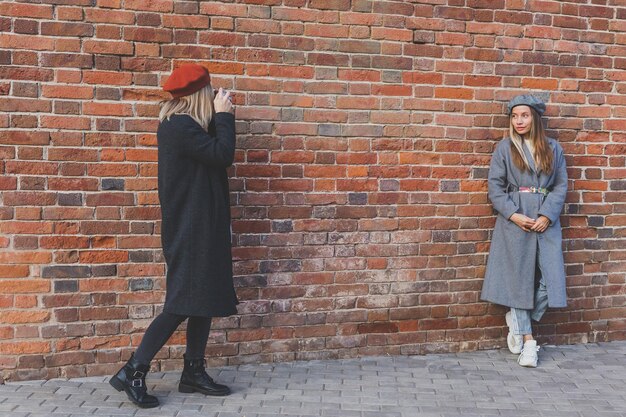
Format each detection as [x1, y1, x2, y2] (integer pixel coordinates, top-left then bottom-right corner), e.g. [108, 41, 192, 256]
[0, 341, 624, 417]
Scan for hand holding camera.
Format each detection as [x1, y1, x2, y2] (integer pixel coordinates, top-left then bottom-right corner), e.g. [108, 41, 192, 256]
[213, 87, 234, 114]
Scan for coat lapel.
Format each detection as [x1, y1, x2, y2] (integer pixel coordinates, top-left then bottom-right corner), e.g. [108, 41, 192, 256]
[522, 142, 537, 173]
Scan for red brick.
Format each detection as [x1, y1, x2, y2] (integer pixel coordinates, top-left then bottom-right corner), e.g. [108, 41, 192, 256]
[83, 71, 133, 86]
[270, 35, 316, 51]
[41, 22, 93, 37]
[41, 85, 94, 99]
[200, 3, 247, 17]
[83, 102, 133, 117]
[236, 19, 280, 34]
[0, 33, 54, 51]
[80, 335, 130, 350]
[1, 279, 50, 293]
[48, 148, 99, 162]
[162, 14, 208, 29]
[0, 98, 50, 113]
[87, 163, 138, 177]
[464, 75, 501, 87]
[85, 193, 135, 206]
[78, 250, 128, 264]
[435, 6, 475, 20]
[336, 96, 379, 109]
[0, 66, 54, 82]
[357, 322, 399, 334]
[373, 1, 414, 15]
[57, 6, 83, 21]
[309, 0, 349, 10]
[435, 88, 474, 100]
[0, 341, 50, 355]
[0, 265, 30, 278]
[0, 3, 53, 19]
[0, 310, 50, 324]
[125, 0, 173, 12]
[79, 278, 127, 292]
[521, 78, 559, 90]
[83, 40, 133, 55]
[303, 24, 347, 39]
[465, 48, 503, 61]
[268, 65, 314, 79]
[0, 131, 50, 146]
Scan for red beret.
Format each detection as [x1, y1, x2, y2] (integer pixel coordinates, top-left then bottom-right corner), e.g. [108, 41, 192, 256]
[163, 64, 211, 98]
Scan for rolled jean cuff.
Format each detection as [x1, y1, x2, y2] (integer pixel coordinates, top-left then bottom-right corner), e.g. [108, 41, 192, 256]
[510, 307, 532, 335]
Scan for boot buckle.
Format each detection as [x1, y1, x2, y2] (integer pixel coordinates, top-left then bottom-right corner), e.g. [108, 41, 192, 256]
[132, 370, 145, 378]
[131, 379, 143, 387]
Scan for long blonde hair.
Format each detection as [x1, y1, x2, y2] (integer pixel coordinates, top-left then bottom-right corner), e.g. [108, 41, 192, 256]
[509, 108, 553, 174]
[159, 84, 214, 131]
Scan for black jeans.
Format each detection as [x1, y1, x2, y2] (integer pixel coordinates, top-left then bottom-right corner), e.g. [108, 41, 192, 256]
[134, 311, 212, 365]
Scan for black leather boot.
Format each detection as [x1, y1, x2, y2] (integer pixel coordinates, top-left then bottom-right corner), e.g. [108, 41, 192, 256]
[109, 354, 159, 408]
[178, 354, 231, 396]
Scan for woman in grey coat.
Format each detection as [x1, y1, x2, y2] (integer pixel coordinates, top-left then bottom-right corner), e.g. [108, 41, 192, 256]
[481, 95, 568, 368]
[109, 64, 237, 407]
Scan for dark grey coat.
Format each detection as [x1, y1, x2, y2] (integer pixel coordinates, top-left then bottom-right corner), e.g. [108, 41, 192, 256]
[157, 113, 239, 317]
[481, 137, 568, 309]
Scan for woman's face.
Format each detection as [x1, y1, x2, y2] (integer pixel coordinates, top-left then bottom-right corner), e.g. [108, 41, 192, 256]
[511, 105, 533, 137]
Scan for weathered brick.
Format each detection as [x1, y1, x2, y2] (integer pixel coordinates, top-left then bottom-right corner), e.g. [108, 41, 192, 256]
[0, 131, 50, 146]
[14, 19, 38, 35]
[0, 3, 53, 19]
[41, 22, 93, 37]
[0, 310, 50, 324]
[0, 0, 622, 383]
[53, 280, 78, 293]
[42, 266, 91, 278]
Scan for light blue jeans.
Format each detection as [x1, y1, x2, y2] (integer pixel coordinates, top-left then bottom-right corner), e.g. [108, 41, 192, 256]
[510, 245, 549, 335]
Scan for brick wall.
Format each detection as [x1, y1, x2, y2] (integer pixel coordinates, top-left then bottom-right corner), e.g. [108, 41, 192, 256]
[1, 0, 625, 382]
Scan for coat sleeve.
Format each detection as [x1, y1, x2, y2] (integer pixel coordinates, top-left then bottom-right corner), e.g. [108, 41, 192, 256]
[179, 113, 236, 168]
[488, 141, 519, 220]
[538, 144, 568, 224]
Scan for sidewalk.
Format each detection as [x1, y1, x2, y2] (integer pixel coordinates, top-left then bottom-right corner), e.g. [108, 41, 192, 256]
[1, 341, 624, 417]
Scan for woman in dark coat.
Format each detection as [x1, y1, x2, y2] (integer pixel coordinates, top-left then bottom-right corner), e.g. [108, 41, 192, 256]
[109, 64, 238, 408]
[481, 95, 568, 368]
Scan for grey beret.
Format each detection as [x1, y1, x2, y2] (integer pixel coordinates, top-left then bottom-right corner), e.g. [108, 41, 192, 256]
[507, 95, 546, 116]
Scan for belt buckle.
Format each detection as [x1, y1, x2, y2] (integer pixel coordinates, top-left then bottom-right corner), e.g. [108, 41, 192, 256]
[530, 186, 537, 193]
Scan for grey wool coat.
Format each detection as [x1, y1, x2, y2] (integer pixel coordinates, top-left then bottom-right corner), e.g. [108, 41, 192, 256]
[157, 113, 239, 317]
[481, 137, 568, 309]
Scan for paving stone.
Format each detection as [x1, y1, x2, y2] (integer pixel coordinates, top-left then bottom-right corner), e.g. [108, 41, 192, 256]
[340, 403, 380, 411]
[0, 342, 624, 417]
[12, 414, 65, 417]
[321, 410, 361, 417]
[176, 412, 218, 417]
[0, 404, 17, 412]
[92, 410, 136, 416]
[134, 408, 177, 417]
[11, 405, 58, 413]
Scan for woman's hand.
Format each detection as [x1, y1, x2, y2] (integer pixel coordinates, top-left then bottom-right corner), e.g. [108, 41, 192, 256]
[509, 213, 536, 232]
[213, 88, 234, 114]
[530, 215, 550, 233]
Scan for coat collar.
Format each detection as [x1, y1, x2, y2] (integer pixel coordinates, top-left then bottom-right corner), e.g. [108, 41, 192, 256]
[522, 141, 537, 173]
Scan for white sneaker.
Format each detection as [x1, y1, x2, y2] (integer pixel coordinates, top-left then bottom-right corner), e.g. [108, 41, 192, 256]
[518, 340, 539, 368]
[505, 311, 523, 354]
